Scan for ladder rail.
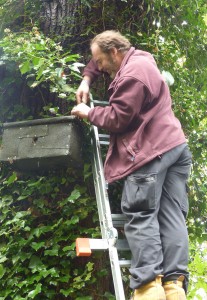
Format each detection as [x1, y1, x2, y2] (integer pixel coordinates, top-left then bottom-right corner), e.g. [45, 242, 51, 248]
[91, 124, 114, 238]
[90, 100, 127, 300]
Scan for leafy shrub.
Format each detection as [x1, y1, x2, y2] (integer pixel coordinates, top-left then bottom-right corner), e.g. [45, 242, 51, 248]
[0, 27, 84, 101]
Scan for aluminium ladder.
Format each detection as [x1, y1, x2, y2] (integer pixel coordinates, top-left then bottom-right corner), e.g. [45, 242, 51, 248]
[76, 100, 131, 300]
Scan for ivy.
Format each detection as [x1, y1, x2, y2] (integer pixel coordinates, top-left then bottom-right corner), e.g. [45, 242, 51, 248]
[0, 165, 105, 299]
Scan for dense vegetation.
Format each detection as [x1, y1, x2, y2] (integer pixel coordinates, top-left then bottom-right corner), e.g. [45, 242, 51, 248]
[0, 0, 206, 299]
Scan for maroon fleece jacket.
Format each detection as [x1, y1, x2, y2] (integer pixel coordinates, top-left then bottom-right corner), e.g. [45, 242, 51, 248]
[84, 47, 186, 183]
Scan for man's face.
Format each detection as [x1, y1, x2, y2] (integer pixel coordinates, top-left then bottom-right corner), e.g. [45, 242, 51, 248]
[91, 43, 121, 79]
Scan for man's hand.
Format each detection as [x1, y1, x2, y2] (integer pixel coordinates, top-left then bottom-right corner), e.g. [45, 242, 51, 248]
[76, 79, 90, 104]
[71, 103, 91, 119]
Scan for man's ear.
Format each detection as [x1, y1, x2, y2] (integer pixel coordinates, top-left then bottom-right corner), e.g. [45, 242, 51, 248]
[110, 47, 118, 56]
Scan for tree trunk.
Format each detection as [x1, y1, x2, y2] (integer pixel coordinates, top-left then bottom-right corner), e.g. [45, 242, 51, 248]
[40, 0, 88, 51]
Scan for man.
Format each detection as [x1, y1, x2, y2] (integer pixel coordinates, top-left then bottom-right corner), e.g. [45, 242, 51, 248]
[71, 30, 192, 300]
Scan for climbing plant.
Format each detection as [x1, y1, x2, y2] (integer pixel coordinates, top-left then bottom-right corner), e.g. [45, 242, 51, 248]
[0, 165, 113, 299]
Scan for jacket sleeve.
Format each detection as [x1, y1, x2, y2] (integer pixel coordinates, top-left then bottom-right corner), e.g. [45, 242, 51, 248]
[82, 59, 102, 83]
[88, 76, 149, 133]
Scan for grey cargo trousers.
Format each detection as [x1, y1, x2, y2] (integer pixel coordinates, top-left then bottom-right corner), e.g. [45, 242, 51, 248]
[121, 143, 192, 292]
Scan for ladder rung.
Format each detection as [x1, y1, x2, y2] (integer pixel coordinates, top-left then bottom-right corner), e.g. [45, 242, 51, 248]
[89, 239, 108, 250]
[116, 239, 130, 251]
[93, 100, 109, 106]
[119, 259, 131, 268]
[99, 141, 110, 145]
[99, 134, 110, 145]
[112, 214, 127, 221]
[98, 133, 110, 140]
[76, 238, 108, 256]
[98, 134, 110, 139]
[112, 214, 127, 227]
[76, 238, 130, 256]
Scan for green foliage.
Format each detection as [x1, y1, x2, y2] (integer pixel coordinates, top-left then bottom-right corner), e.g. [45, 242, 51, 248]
[188, 243, 207, 299]
[0, 166, 104, 299]
[0, 0, 41, 36]
[0, 27, 84, 101]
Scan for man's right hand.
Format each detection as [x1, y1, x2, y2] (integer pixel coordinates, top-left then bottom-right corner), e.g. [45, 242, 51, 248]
[76, 78, 90, 104]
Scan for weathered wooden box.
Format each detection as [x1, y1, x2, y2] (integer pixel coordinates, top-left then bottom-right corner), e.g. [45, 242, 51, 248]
[0, 116, 83, 171]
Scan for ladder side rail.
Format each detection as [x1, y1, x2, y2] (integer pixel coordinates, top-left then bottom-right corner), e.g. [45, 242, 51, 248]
[109, 246, 127, 300]
[90, 100, 126, 300]
[91, 129, 126, 300]
[91, 124, 114, 238]
[90, 100, 114, 237]
[91, 145, 108, 238]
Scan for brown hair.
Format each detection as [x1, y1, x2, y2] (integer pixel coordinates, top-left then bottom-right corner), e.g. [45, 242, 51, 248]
[90, 30, 131, 53]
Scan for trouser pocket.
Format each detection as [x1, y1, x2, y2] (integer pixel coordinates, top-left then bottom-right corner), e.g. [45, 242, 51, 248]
[122, 173, 157, 213]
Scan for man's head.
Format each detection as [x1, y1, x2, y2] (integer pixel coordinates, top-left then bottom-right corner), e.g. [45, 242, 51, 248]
[90, 30, 131, 79]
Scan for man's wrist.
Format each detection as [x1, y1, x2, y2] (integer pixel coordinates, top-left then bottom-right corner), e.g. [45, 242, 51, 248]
[82, 79, 89, 86]
[81, 77, 90, 86]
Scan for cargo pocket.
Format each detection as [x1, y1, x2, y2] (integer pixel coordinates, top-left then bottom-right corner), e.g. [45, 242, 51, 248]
[122, 174, 157, 213]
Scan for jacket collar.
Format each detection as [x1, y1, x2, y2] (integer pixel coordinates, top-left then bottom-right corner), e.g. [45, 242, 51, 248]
[109, 47, 135, 90]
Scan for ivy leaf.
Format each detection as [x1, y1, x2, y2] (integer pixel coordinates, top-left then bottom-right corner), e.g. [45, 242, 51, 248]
[28, 283, 42, 298]
[60, 189, 81, 207]
[31, 242, 45, 251]
[29, 255, 45, 272]
[65, 215, 79, 225]
[0, 256, 7, 264]
[86, 262, 94, 272]
[68, 189, 81, 201]
[44, 245, 60, 257]
[4, 172, 17, 186]
[0, 264, 5, 279]
[63, 243, 75, 252]
[32, 225, 52, 238]
[60, 288, 73, 297]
